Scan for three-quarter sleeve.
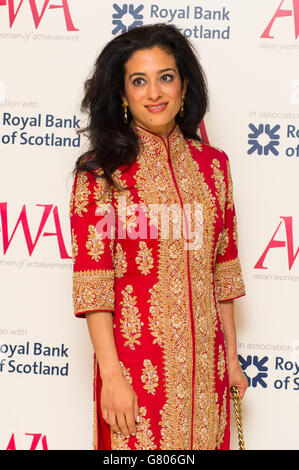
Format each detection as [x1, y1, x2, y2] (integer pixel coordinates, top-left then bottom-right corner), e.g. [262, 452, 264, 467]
[214, 155, 246, 302]
[69, 169, 115, 318]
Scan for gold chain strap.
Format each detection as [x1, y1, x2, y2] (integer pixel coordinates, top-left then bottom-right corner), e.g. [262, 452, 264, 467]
[230, 386, 245, 450]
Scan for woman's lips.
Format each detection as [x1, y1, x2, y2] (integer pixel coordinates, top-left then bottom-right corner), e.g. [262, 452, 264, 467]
[145, 103, 168, 113]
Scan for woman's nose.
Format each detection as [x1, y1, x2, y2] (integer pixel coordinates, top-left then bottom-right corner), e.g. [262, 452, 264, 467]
[147, 80, 162, 100]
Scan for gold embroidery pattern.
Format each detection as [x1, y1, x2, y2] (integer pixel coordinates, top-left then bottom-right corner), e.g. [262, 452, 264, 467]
[73, 269, 114, 315]
[190, 139, 203, 152]
[111, 432, 130, 450]
[94, 180, 115, 250]
[211, 158, 226, 218]
[217, 345, 225, 381]
[135, 406, 157, 450]
[114, 191, 139, 234]
[171, 133, 220, 449]
[226, 159, 234, 211]
[93, 173, 110, 203]
[120, 284, 143, 350]
[111, 167, 129, 190]
[125, 203, 139, 233]
[141, 359, 159, 395]
[135, 241, 154, 275]
[233, 215, 238, 246]
[216, 388, 228, 449]
[71, 228, 78, 262]
[217, 228, 229, 256]
[114, 242, 127, 278]
[85, 225, 105, 262]
[73, 171, 90, 217]
[111, 167, 143, 237]
[148, 282, 164, 348]
[133, 127, 193, 449]
[95, 201, 114, 220]
[119, 360, 133, 384]
[215, 258, 246, 301]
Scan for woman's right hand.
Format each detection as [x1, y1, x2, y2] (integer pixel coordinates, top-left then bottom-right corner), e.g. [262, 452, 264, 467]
[101, 372, 140, 437]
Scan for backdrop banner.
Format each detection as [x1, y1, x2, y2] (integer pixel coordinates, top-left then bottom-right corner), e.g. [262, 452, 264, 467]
[1, 0, 298, 450]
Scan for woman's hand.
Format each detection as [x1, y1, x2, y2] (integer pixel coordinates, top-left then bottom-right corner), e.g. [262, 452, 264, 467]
[218, 300, 248, 400]
[228, 358, 248, 399]
[85, 311, 140, 437]
[101, 371, 140, 437]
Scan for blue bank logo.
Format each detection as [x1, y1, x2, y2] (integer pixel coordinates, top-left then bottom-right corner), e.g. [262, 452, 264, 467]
[238, 354, 269, 388]
[248, 123, 280, 156]
[112, 3, 144, 35]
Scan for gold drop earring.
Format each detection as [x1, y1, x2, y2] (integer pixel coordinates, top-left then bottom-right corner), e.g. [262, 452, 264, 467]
[180, 93, 185, 118]
[122, 102, 128, 124]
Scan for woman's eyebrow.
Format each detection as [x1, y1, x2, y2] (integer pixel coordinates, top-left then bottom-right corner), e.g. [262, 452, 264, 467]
[128, 68, 177, 79]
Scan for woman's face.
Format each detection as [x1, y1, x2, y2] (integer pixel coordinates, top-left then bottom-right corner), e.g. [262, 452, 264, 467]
[123, 46, 186, 138]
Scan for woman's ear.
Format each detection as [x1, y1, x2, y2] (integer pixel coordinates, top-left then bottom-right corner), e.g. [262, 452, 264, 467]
[121, 94, 128, 106]
[182, 79, 188, 96]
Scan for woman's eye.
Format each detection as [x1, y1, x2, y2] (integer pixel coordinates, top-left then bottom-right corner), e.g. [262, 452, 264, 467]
[161, 74, 174, 82]
[133, 77, 145, 86]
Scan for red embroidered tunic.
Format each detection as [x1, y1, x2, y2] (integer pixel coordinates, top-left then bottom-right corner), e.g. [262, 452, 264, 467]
[69, 121, 246, 450]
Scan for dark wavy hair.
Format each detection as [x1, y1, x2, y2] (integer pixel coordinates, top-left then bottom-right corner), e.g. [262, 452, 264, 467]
[74, 23, 208, 190]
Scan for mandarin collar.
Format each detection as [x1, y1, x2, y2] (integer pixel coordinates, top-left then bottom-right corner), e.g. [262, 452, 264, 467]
[131, 120, 184, 162]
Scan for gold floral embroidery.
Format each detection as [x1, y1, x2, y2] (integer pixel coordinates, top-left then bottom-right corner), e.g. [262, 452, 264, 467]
[73, 171, 90, 217]
[93, 172, 110, 202]
[119, 361, 133, 384]
[135, 406, 157, 450]
[73, 269, 114, 315]
[216, 388, 227, 449]
[217, 345, 225, 381]
[148, 283, 164, 348]
[114, 192, 139, 234]
[233, 215, 238, 246]
[211, 158, 226, 218]
[71, 228, 78, 262]
[217, 227, 229, 256]
[171, 132, 220, 449]
[134, 130, 194, 449]
[120, 284, 143, 350]
[141, 359, 159, 395]
[215, 258, 246, 301]
[135, 241, 154, 275]
[111, 432, 130, 450]
[85, 225, 105, 261]
[95, 202, 114, 219]
[114, 242, 127, 278]
[135, 124, 221, 449]
[111, 167, 129, 190]
[190, 139, 203, 152]
[126, 203, 140, 233]
[226, 159, 234, 211]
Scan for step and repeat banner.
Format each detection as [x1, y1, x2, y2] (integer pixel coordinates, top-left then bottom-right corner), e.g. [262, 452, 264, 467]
[0, 0, 298, 450]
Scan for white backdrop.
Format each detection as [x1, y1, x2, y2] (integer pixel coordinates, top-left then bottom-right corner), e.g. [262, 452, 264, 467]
[1, 0, 298, 450]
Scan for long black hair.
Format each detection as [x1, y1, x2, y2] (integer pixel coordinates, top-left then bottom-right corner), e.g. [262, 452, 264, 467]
[75, 23, 208, 189]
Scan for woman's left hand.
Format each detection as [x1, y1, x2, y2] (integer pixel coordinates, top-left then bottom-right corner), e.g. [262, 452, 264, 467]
[228, 358, 248, 399]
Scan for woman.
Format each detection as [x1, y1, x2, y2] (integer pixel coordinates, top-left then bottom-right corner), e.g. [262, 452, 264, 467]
[69, 23, 248, 450]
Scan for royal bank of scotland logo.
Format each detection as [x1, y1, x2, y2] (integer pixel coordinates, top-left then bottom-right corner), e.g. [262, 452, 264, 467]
[238, 354, 269, 388]
[112, 3, 144, 35]
[248, 123, 280, 156]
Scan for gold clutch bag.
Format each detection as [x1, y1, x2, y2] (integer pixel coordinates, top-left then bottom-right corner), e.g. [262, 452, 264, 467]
[230, 386, 245, 450]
